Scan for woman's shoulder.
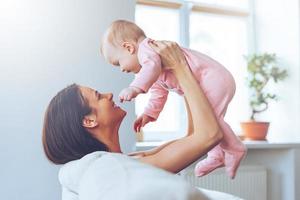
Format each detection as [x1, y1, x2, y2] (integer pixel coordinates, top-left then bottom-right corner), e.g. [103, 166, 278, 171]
[60, 151, 107, 171]
[59, 151, 123, 175]
[58, 151, 118, 191]
[58, 151, 208, 200]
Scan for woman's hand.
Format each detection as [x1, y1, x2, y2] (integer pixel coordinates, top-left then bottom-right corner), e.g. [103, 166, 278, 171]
[148, 40, 188, 73]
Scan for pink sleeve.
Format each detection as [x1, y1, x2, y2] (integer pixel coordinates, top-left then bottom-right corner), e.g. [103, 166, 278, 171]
[130, 41, 162, 93]
[143, 81, 169, 120]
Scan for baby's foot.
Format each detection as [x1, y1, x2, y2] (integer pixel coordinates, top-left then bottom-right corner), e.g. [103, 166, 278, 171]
[224, 148, 247, 179]
[194, 156, 225, 177]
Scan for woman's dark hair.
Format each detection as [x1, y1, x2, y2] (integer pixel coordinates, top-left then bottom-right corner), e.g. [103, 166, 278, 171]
[42, 84, 108, 164]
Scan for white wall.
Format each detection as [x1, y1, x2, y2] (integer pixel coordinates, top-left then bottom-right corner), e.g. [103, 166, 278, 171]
[0, 0, 136, 199]
[253, 0, 300, 141]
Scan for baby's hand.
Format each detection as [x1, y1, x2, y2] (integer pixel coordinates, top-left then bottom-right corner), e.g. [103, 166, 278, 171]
[119, 87, 142, 102]
[134, 114, 155, 132]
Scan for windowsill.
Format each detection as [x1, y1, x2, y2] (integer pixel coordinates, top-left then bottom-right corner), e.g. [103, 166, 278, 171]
[136, 140, 300, 151]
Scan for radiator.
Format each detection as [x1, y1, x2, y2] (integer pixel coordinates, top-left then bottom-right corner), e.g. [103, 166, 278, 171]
[180, 166, 267, 200]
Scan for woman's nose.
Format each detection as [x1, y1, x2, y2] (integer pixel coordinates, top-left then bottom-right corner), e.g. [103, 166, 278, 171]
[105, 93, 113, 100]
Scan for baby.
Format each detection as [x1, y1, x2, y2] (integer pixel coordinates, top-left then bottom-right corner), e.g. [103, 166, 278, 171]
[100, 20, 246, 179]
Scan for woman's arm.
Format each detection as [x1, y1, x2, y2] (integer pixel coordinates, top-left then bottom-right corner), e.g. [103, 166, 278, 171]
[130, 97, 192, 158]
[129, 139, 178, 158]
[184, 96, 194, 136]
[130, 98, 192, 158]
[139, 41, 223, 173]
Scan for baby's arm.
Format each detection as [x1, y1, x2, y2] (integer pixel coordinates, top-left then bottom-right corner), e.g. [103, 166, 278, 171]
[130, 57, 162, 93]
[143, 81, 169, 120]
[119, 48, 162, 102]
[119, 86, 143, 103]
[130, 40, 162, 92]
[133, 82, 168, 131]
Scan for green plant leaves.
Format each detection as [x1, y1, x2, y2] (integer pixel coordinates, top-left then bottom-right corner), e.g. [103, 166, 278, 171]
[244, 53, 288, 120]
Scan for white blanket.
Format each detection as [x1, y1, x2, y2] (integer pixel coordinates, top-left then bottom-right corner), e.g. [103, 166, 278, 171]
[59, 151, 242, 200]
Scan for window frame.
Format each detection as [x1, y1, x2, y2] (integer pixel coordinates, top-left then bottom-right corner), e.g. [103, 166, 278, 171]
[135, 0, 254, 141]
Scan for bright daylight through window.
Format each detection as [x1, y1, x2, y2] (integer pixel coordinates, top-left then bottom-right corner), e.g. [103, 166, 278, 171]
[135, 0, 250, 141]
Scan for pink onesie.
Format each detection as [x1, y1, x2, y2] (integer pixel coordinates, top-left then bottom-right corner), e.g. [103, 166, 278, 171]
[130, 38, 236, 121]
[131, 38, 246, 178]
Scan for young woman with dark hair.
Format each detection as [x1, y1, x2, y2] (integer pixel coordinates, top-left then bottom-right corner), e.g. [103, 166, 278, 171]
[42, 84, 109, 164]
[42, 41, 226, 200]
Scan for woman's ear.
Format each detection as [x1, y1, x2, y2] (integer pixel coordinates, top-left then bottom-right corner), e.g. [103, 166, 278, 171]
[122, 42, 136, 54]
[82, 114, 98, 128]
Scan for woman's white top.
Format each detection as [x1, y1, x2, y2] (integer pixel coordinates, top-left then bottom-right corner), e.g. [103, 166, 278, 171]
[58, 151, 242, 200]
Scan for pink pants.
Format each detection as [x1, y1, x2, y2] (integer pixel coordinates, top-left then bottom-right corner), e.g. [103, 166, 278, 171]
[199, 67, 245, 154]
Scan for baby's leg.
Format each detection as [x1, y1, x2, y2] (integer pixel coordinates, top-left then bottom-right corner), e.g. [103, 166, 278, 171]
[194, 145, 225, 177]
[218, 118, 246, 151]
[204, 73, 246, 178]
[195, 68, 246, 178]
[195, 120, 246, 178]
[206, 70, 246, 178]
[200, 67, 240, 147]
[185, 90, 226, 176]
[218, 118, 246, 179]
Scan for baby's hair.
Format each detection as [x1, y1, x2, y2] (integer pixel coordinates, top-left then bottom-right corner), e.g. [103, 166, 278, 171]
[101, 20, 146, 53]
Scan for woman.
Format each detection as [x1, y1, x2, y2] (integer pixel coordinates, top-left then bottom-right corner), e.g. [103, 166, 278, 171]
[43, 41, 224, 199]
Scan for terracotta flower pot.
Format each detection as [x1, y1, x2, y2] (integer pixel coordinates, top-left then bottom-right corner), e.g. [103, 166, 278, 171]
[240, 121, 270, 140]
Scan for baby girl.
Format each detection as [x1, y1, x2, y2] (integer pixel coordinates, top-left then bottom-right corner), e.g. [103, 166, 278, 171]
[100, 20, 246, 179]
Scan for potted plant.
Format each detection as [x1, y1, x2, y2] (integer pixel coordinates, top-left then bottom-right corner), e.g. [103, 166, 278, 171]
[241, 53, 288, 140]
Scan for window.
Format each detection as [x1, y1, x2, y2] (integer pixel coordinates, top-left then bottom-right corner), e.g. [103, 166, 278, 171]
[190, 12, 249, 131]
[135, 4, 186, 141]
[193, 0, 249, 10]
[135, 0, 251, 141]
[135, 5, 180, 42]
[191, 0, 249, 10]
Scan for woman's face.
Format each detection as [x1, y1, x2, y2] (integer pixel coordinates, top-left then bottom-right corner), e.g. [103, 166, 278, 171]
[80, 86, 126, 127]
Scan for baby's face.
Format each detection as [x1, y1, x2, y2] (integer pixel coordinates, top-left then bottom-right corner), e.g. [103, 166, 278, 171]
[102, 42, 141, 74]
